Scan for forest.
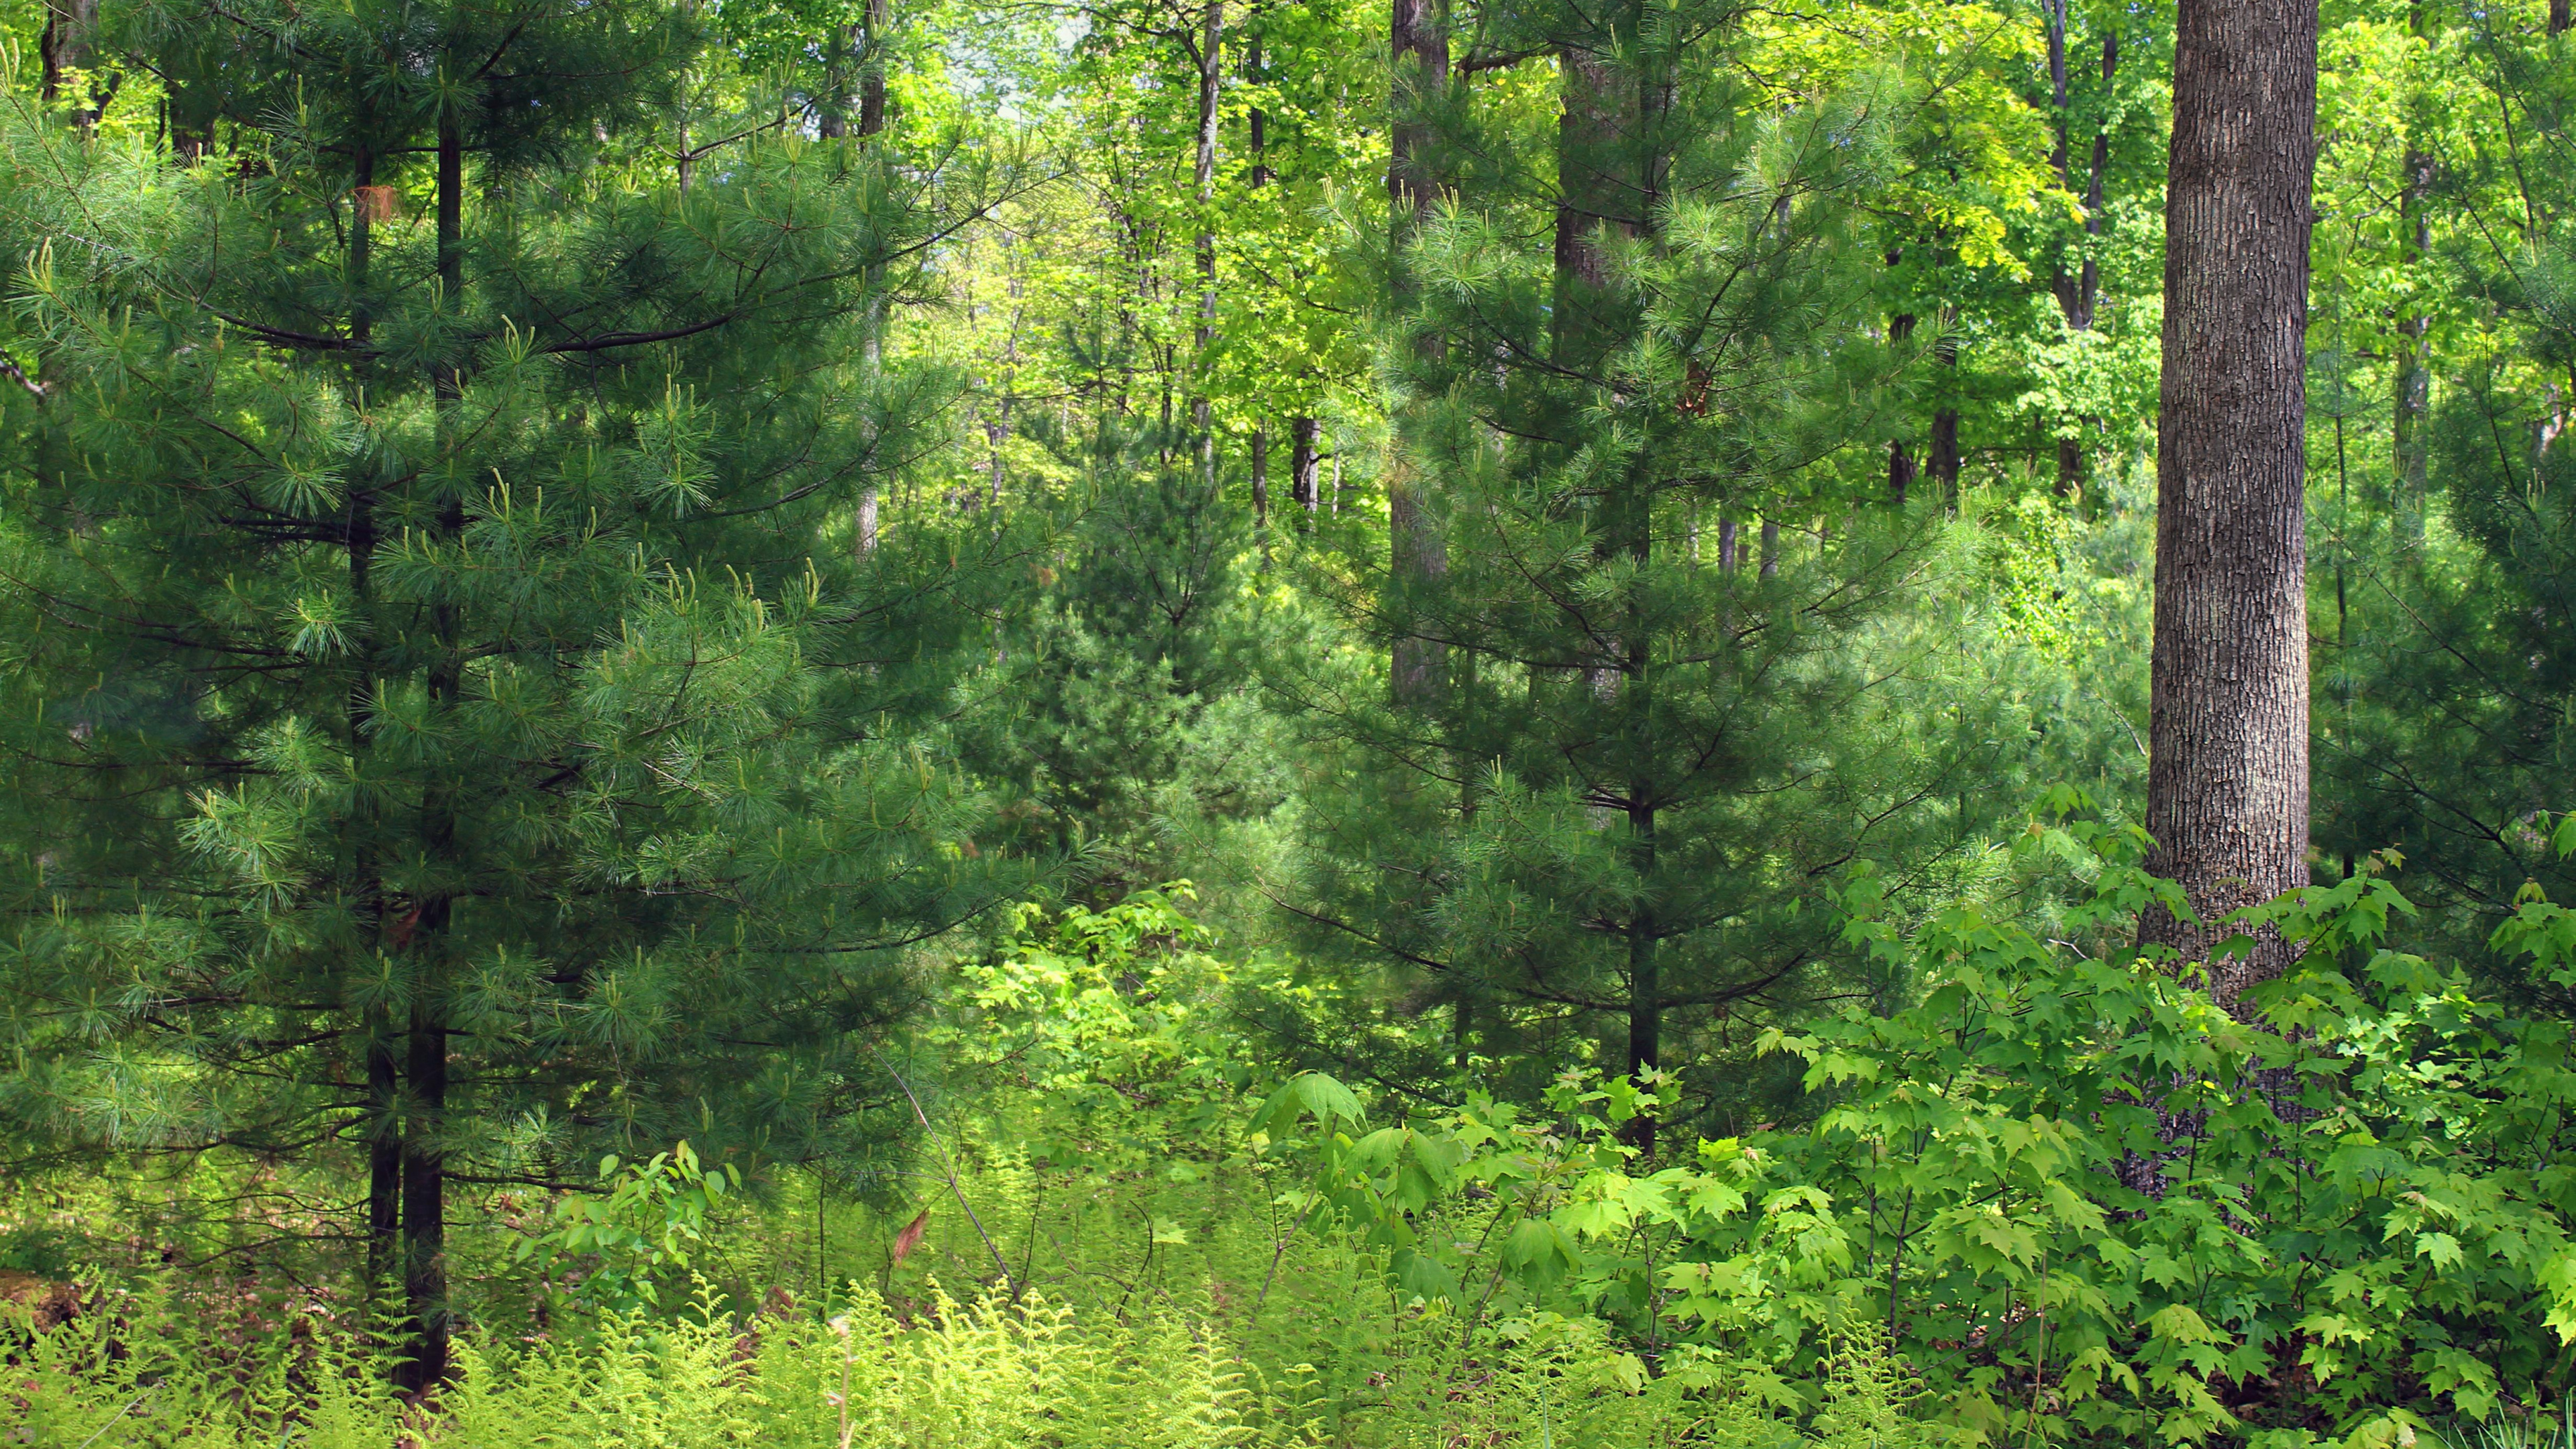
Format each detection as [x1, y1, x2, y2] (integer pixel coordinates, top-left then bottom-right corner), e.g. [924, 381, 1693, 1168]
[1, 0, 2574, 1442]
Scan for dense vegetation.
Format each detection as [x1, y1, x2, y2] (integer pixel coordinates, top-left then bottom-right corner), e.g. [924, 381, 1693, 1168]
[5, 0, 2576, 1444]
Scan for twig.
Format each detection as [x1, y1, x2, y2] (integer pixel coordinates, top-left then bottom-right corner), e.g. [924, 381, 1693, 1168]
[75, 1391, 150, 1449]
[863, 1044, 1018, 1300]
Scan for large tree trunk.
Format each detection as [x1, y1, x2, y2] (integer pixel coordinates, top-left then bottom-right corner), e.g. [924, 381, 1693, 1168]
[1388, 0, 1449, 706]
[2142, 0, 2317, 1011]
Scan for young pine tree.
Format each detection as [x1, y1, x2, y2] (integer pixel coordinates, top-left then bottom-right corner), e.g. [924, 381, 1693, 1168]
[1281, 1, 2029, 1137]
[0, 0, 1021, 1382]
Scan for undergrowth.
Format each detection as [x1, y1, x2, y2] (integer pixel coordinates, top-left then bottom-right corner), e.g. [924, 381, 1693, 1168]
[1, 1282, 1945, 1448]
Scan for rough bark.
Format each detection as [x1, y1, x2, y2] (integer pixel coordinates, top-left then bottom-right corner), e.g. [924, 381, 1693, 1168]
[2142, 0, 2317, 1010]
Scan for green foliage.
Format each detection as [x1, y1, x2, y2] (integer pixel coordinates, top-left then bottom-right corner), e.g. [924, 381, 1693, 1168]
[0, 1271, 1960, 1448]
[521, 1140, 748, 1313]
[1256, 810, 2576, 1446]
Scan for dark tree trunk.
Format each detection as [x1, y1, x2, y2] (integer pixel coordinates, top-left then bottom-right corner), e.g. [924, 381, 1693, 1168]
[1250, 425, 1270, 553]
[1887, 263, 1917, 506]
[2556, 0, 2571, 36]
[1929, 324, 1961, 502]
[348, 146, 398, 1301]
[394, 107, 468, 1395]
[2143, 0, 2317, 1010]
[1389, 0, 1449, 706]
[1246, 34, 1270, 553]
[857, 0, 890, 140]
[40, 0, 100, 123]
[1717, 515, 1737, 573]
[1290, 416, 1321, 515]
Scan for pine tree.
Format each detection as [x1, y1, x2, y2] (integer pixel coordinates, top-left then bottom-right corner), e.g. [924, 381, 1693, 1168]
[0, 0, 1023, 1381]
[1280, 0, 2029, 1139]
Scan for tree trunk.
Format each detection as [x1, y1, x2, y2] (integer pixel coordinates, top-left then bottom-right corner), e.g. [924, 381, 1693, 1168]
[40, 0, 100, 125]
[2049, 7, 2116, 498]
[2555, 0, 2571, 36]
[1389, 0, 1448, 706]
[1759, 517, 1778, 577]
[1887, 257, 1916, 506]
[2392, 0, 2432, 535]
[1290, 416, 1321, 515]
[1191, 0, 1224, 498]
[396, 106, 467, 1394]
[347, 146, 400, 1303]
[1717, 515, 1737, 572]
[855, 9, 890, 555]
[1929, 321, 1962, 503]
[1246, 34, 1271, 554]
[2143, 0, 2317, 1010]
[1250, 424, 1270, 554]
[857, 0, 890, 140]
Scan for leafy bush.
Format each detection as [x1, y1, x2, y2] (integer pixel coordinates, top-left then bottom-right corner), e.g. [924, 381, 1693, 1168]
[1256, 808, 2576, 1447]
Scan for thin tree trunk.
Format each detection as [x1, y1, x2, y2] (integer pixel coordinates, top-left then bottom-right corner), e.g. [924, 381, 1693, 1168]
[1887, 252, 1916, 505]
[348, 146, 400, 1303]
[1250, 425, 1270, 554]
[855, 3, 890, 555]
[1389, 0, 1449, 706]
[2392, 0, 2432, 536]
[2555, 0, 2570, 36]
[1759, 517, 1778, 578]
[396, 104, 467, 1395]
[2143, 0, 2317, 1010]
[1717, 515, 1737, 573]
[1192, 0, 1224, 498]
[1247, 33, 1270, 555]
[1929, 320, 1961, 503]
[2049, 6, 2116, 498]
